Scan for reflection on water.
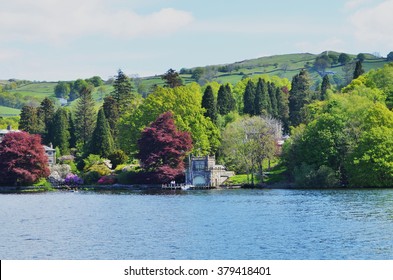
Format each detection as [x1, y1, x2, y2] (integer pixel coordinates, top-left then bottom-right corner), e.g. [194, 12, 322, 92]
[1, 188, 393, 259]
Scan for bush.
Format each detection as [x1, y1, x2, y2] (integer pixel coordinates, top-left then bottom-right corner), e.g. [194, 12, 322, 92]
[108, 150, 128, 169]
[64, 173, 83, 186]
[83, 171, 101, 185]
[97, 175, 117, 185]
[294, 163, 340, 188]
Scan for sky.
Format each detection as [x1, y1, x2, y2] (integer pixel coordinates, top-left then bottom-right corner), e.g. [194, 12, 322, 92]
[1, 0, 393, 81]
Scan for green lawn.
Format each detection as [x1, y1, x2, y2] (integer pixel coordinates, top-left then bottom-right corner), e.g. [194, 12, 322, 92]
[0, 105, 21, 116]
[9, 82, 57, 98]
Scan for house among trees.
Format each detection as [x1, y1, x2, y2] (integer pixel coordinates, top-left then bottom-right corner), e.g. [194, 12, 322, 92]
[185, 156, 234, 187]
[0, 126, 56, 166]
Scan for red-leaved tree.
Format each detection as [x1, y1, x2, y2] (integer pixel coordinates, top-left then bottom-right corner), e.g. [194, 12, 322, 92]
[137, 111, 193, 183]
[0, 131, 50, 186]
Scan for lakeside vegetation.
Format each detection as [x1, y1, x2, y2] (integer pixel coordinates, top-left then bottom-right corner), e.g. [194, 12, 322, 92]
[1, 50, 393, 189]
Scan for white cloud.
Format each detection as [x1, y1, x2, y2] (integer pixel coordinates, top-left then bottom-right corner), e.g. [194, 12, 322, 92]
[349, 0, 393, 53]
[344, 0, 373, 10]
[0, 0, 194, 43]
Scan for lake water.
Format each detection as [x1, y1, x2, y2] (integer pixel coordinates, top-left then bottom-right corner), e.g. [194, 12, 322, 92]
[1, 188, 393, 260]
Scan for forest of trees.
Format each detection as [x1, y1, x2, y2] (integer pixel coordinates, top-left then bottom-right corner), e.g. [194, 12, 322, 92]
[2, 57, 393, 188]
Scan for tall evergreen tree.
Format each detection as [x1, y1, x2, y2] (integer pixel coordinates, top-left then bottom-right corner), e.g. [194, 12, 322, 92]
[320, 75, 331, 101]
[201, 85, 217, 122]
[217, 85, 230, 115]
[161, 68, 183, 88]
[74, 85, 96, 150]
[243, 80, 256, 115]
[225, 83, 236, 112]
[38, 97, 55, 145]
[353, 60, 365, 79]
[112, 69, 134, 115]
[268, 82, 278, 118]
[68, 113, 77, 149]
[254, 78, 271, 116]
[289, 69, 312, 127]
[276, 87, 290, 133]
[19, 105, 41, 134]
[89, 107, 114, 158]
[52, 107, 70, 155]
[103, 95, 120, 139]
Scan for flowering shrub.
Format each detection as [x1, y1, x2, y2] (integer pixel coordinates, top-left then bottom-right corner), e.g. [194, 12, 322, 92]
[64, 173, 83, 186]
[97, 175, 117, 185]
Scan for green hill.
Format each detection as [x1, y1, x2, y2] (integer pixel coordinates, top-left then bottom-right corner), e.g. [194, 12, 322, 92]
[0, 51, 390, 112]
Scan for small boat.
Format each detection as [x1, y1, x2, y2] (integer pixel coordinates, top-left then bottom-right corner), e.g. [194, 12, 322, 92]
[181, 185, 193, 190]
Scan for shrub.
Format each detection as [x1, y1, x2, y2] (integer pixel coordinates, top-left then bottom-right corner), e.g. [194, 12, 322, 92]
[294, 163, 340, 188]
[108, 150, 128, 169]
[64, 173, 83, 186]
[97, 175, 117, 185]
[83, 171, 101, 185]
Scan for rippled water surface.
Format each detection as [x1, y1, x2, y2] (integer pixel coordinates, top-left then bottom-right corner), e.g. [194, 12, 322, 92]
[1, 189, 393, 259]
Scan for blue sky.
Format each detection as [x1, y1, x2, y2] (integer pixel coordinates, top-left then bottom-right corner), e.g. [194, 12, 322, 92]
[1, 0, 392, 81]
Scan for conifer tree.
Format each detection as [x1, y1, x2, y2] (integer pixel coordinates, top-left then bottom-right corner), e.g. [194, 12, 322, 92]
[276, 87, 290, 133]
[201, 85, 217, 122]
[320, 75, 331, 101]
[112, 69, 134, 115]
[217, 85, 227, 115]
[225, 83, 236, 112]
[353, 60, 365, 79]
[38, 97, 55, 145]
[89, 107, 114, 158]
[255, 78, 271, 116]
[103, 95, 120, 139]
[68, 113, 77, 149]
[268, 82, 278, 118]
[74, 85, 96, 150]
[289, 69, 312, 127]
[52, 107, 70, 155]
[243, 80, 256, 115]
[162, 68, 183, 88]
[19, 105, 41, 134]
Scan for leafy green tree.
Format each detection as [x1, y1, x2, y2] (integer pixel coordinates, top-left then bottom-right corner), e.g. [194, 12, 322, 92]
[320, 75, 331, 101]
[69, 79, 89, 101]
[353, 60, 365, 79]
[201, 85, 217, 122]
[243, 80, 255, 115]
[288, 69, 312, 127]
[38, 97, 55, 145]
[118, 83, 220, 156]
[52, 107, 70, 155]
[89, 107, 115, 158]
[191, 67, 205, 82]
[54, 82, 71, 99]
[19, 105, 41, 134]
[338, 53, 351, 65]
[112, 69, 134, 115]
[86, 76, 104, 87]
[161, 68, 183, 88]
[74, 85, 96, 150]
[221, 116, 279, 184]
[108, 149, 128, 169]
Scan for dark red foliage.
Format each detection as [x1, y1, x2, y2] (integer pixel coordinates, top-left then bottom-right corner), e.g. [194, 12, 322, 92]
[137, 111, 193, 183]
[0, 131, 50, 186]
